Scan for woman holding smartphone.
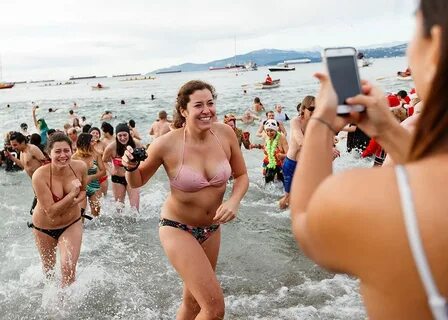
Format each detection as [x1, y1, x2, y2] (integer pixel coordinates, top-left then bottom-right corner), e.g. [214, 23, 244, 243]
[290, 1, 448, 319]
[122, 80, 248, 319]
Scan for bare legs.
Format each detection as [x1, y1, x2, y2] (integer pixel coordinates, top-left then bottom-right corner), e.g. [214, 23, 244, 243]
[160, 227, 224, 320]
[111, 181, 140, 212]
[33, 220, 83, 287]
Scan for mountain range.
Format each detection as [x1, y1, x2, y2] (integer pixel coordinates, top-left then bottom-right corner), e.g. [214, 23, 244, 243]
[151, 43, 407, 74]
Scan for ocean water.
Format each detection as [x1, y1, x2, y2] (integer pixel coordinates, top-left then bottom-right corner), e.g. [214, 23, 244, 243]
[0, 57, 413, 319]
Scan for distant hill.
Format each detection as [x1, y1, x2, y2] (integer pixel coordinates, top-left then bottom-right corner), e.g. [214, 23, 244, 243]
[150, 43, 407, 74]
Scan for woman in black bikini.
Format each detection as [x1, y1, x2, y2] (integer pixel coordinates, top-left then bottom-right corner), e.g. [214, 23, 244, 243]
[102, 123, 142, 211]
[30, 133, 87, 287]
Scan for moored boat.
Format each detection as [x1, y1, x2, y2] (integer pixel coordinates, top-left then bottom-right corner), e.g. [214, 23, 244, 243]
[268, 64, 295, 72]
[0, 82, 14, 89]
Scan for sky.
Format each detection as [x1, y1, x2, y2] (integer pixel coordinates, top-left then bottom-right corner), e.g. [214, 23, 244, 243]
[0, 0, 417, 81]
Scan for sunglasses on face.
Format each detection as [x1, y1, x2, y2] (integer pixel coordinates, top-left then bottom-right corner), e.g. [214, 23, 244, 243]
[306, 106, 315, 112]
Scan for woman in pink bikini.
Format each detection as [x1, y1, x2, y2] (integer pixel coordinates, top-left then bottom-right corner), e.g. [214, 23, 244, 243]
[123, 80, 249, 319]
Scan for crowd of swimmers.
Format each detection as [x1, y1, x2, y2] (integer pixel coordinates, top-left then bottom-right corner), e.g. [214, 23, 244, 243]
[1, 1, 447, 318]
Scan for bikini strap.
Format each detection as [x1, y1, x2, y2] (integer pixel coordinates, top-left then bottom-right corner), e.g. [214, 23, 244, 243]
[173, 127, 187, 180]
[209, 129, 226, 155]
[395, 165, 448, 320]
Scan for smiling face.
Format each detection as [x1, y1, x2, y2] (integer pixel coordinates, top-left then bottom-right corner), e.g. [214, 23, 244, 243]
[9, 139, 25, 152]
[50, 141, 72, 167]
[116, 131, 129, 145]
[90, 129, 100, 141]
[182, 89, 216, 130]
[265, 128, 277, 139]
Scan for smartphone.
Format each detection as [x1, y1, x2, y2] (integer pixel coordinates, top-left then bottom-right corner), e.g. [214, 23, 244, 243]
[323, 47, 365, 115]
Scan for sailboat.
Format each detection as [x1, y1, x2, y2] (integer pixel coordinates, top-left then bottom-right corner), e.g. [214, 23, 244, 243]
[0, 55, 14, 89]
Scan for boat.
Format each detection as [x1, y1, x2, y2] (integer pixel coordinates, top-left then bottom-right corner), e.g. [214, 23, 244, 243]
[0, 55, 14, 89]
[283, 58, 311, 65]
[238, 61, 258, 72]
[357, 58, 373, 68]
[255, 79, 281, 89]
[0, 82, 14, 89]
[119, 76, 156, 81]
[70, 75, 107, 80]
[268, 64, 295, 72]
[356, 52, 373, 68]
[397, 76, 413, 81]
[112, 73, 141, 78]
[155, 70, 181, 74]
[209, 64, 244, 71]
[91, 84, 109, 90]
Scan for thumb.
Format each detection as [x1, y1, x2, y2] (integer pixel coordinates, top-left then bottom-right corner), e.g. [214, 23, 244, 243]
[314, 72, 331, 86]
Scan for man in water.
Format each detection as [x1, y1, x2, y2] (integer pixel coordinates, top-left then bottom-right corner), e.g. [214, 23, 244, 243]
[8, 131, 48, 213]
[149, 110, 171, 139]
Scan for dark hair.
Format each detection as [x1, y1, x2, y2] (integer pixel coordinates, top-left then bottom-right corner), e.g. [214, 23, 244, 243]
[129, 119, 136, 128]
[29, 133, 42, 146]
[20, 123, 28, 130]
[254, 97, 261, 103]
[9, 132, 27, 144]
[47, 128, 56, 136]
[396, 90, 408, 99]
[82, 124, 92, 133]
[159, 110, 167, 120]
[73, 118, 81, 127]
[76, 133, 93, 153]
[173, 80, 217, 129]
[46, 132, 72, 154]
[89, 127, 101, 135]
[409, 0, 448, 160]
[69, 110, 74, 115]
[101, 122, 114, 135]
[115, 132, 136, 157]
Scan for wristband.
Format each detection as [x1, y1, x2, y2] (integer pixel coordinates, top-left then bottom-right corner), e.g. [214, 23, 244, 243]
[309, 117, 338, 135]
[124, 162, 140, 172]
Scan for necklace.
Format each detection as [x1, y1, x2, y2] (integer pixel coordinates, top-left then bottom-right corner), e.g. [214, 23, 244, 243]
[266, 132, 280, 169]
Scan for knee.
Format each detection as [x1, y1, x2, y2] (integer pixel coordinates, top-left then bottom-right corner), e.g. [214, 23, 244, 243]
[202, 295, 225, 319]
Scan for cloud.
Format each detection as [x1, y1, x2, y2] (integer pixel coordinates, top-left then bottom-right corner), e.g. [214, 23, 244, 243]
[0, 0, 415, 80]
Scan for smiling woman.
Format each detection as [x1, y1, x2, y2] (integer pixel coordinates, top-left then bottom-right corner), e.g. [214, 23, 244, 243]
[121, 80, 249, 319]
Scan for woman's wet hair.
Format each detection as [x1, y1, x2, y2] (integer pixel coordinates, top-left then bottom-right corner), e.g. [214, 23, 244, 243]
[76, 133, 93, 154]
[46, 132, 72, 154]
[129, 119, 136, 128]
[409, 0, 448, 160]
[173, 80, 217, 129]
[254, 97, 261, 104]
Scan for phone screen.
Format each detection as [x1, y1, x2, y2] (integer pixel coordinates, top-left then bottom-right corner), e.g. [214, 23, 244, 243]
[326, 55, 361, 105]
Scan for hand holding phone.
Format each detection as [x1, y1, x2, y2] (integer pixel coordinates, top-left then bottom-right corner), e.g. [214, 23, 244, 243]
[323, 47, 365, 115]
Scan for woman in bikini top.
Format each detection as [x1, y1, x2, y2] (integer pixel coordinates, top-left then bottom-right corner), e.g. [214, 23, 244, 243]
[30, 133, 87, 287]
[122, 80, 249, 319]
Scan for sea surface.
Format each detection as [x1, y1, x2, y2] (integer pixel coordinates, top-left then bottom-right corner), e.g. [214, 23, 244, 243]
[0, 57, 413, 319]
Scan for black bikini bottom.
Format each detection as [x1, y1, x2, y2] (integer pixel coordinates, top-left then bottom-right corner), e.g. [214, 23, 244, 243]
[111, 175, 127, 186]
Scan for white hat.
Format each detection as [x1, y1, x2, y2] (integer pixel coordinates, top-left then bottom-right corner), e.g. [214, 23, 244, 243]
[264, 119, 278, 132]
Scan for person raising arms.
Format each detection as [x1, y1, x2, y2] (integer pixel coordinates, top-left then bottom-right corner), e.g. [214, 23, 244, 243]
[122, 80, 248, 319]
[29, 133, 87, 287]
[290, 1, 448, 318]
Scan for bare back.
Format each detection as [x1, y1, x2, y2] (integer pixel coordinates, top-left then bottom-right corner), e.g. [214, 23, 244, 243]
[150, 120, 171, 138]
[286, 116, 305, 161]
[297, 155, 448, 319]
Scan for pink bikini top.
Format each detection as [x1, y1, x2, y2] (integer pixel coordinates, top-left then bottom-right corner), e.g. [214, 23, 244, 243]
[170, 129, 232, 193]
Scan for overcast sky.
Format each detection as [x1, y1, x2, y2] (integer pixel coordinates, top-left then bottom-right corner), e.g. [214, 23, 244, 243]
[1, 0, 417, 81]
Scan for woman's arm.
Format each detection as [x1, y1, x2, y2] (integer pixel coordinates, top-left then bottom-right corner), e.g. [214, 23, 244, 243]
[214, 126, 249, 224]
[123, 138, 164, 188]
[32, 106, 39, 129]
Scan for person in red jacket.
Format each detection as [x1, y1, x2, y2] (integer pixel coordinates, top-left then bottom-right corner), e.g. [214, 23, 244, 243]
[264, 74, 272, 85]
